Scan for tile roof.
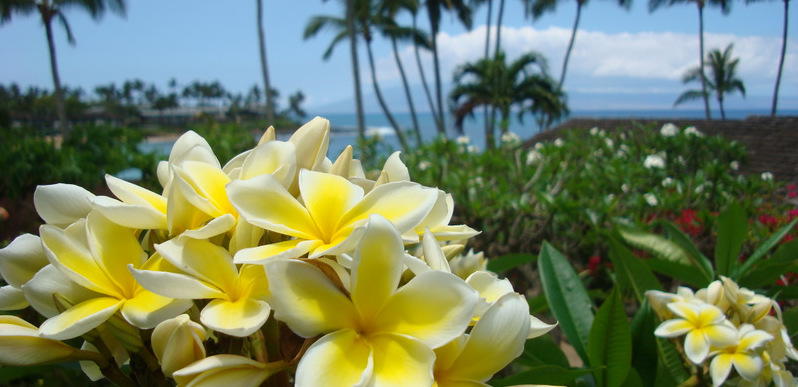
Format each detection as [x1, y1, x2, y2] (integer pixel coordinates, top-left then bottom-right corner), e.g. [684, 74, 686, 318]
[525, 116, 798, 185]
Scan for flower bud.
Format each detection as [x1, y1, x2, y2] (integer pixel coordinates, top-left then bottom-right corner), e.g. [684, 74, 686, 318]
[0, 315, 84, 366]
[152, 314, 207, 377]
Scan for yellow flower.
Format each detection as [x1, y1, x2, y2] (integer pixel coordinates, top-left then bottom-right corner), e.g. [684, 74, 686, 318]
[229, 169, 438, 263]
[709, 324, 773, 386]
[263, 215, 478, 386]
[152, 314, 208, 377]
[0, 315, 95, 366]
[130, 237, 271, 337]
[654, 301, 737, 364]
[172, 355, 281, 387]
[38, 211, 192, 340]
[433, 293, 531, 386]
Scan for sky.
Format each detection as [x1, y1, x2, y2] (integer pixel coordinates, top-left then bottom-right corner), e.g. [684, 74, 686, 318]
[1, 0, 796, 113]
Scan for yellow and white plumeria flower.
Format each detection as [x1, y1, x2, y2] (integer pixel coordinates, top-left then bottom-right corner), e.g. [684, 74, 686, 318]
[709, 324, 773, 386]
[264, 215, 478, 386]
[653, 301, 737, 364]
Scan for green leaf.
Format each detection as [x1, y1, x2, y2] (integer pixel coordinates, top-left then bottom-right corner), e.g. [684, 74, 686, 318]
[488, 253, 537, 274]
[516, 334, 571, 368]
[738, 237, 798, 288]
[655, 336, 690, 383]
[782, 307, 798, 345]
[588, 287, 632, 387]
[538, 241, 595, 365]
[490, 365, 596, 387]
[714, 203, 747, 276]
[653, 358, 679, 387]
[644, 257, 711, 288]
[528, 293, 549, 315]
[608, 238, 663, 303]
[735, 218, 798, 279]
[658, 220, 714, 277]
[630, 300, 659, 387]
[621, 368, 644, 387]
[618, 226, 713, 285]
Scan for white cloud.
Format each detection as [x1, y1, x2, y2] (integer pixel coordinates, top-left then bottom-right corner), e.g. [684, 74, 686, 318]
[369, 24, 796, 96]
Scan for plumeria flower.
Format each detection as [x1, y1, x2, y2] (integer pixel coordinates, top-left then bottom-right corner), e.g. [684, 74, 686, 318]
[172, 355, 282, 387]
[709, 324, 773, 386]
[33, 183, 96, 228]
[644, 192, 659, 206]
[130, 237, 271, 337]
[660, 123, 678, 137]
[152, 314, 208, 377]
[37, 211, 192, 340]
[644, 153, 666, 169]
[654, 301, 737, 364]
[0, 315, 101, 366]
[0, 233, 50, 310]
[263, 215, 478, 386]
[721, 277, 773, 324]
[684, 126, 703, 136]
[228, 169, 437, 263]
[433, 293, 531, 386]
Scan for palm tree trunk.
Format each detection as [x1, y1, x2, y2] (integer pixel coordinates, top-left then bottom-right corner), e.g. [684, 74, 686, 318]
[482, 0, 493, 141]
[718, 95, 725, 120]
[412, 14, 443, 136]
[771, 0, 789, 116]
[559, 0, 583, 90]
[698, 2, 711, 119]
[430, 24, 448, 135]
[42, 11, 68, 137]
[392, 37, 422, 146]
[366, 39, 410, 152]
[493, 0, 506, 59]
[488, 0, 507, 145]
[347, 0, 366, 142]
[256, 0, 275, 125]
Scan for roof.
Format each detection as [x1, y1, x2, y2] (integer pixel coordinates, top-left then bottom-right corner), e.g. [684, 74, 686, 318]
[526, 116, 798, 185]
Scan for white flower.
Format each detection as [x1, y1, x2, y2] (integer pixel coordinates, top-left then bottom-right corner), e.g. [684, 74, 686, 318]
[553, 138, 564, 147]
[605, 194, 615, 204]
[456, 136, 470, 145]
[662, 177, 674, 187]
[501, 132, 520, 145]
[467, 145, 479, 153]
[730, 161, 740, 171]
[589, 127, 600, 136]
[418, 161, 431, 171]
[534, 142, 544, 150]
[660, 123, 678, 137]
[761, 172, 774, 181]
[644, 154, 666, 169]
[526, 150, 543, 166]
[604, 138, 614, 149]
[644, 193, 659, 206]
[621, 184, 630, 193]
[684, 126, 703, 137]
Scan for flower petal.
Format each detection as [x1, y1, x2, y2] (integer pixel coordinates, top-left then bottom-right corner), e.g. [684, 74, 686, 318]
[22, 264, 102, 318]
[289, 116, 330, 173]
[653, 319, 694, 338]
[173, 354, 268, 387]
[0, 316, 82, 366]
[350, 215, 405, 322]
[155, 238, 238, 294]
[39, 297, 123, 340]
[369, 333, 435, 386]
[233, 239, 315, 264]
[240, 140, 297, 187]
[263, 259, 357, 338]
[227, 174, 319, 240]
[129, 266, 225, 300]
[121, 289, 192, 329]
[86, 212, 146, 296]
[0, 285, 28, 310]
[421, 229, 450, 272]
[338, 181, 437, 236]
[709, 354, 733, 387]
[703, 324, 739, 348]
[200, 298, 270, 337]
[447, 293, 531, 382]
[34, 184, 95, 227]
[373, 270, 477, 348]
[732, 354, 764, 382]
[300, 170, 364, 242]
[92, 196, 167, 230]
[0, 233, 49, 288]
[683, 330, 710, 364]
[180, 214, 237, 240]
[295, 329, 372, 387]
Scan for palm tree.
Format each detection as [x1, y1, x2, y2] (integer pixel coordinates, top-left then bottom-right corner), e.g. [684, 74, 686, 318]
[408, 6, 441, 135]
[674, 43, 745, 120]
[525, 0, 630, 94]
[346, 0, 366, 141]
[450, 51, 566, 148]
[256, 0, 275, 125]
[1, 0, 126, 137]
[745, 0, 790, 115]
[305, 0, 411, 152]
[425, 0, 473, 136]
[377, 0, 429, 145]
[650, 0, 730, 120]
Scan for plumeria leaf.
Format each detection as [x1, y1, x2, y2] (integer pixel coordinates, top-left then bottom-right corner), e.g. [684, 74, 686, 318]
[738, 238, 798, 288]
[734, 217, 798, 279]
[618, 225, 713, 286]
[486, 253, 536, 275]
[608, 238, 663, 304]
[538, 241, 594, 365]
[490, 365, 596, 386]
[714, 202, 747, 277]
[629, 300, 659, 387]
[515, 331, 570, 368]
[588, 287, 632, 387]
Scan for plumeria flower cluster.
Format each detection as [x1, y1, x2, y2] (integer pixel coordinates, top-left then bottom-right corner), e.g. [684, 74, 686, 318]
[0, 117, 555, 386]
[648, 277, 798, 386]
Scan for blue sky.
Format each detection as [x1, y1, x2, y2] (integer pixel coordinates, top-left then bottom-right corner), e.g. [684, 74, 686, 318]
[1, 0, 796, 113]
